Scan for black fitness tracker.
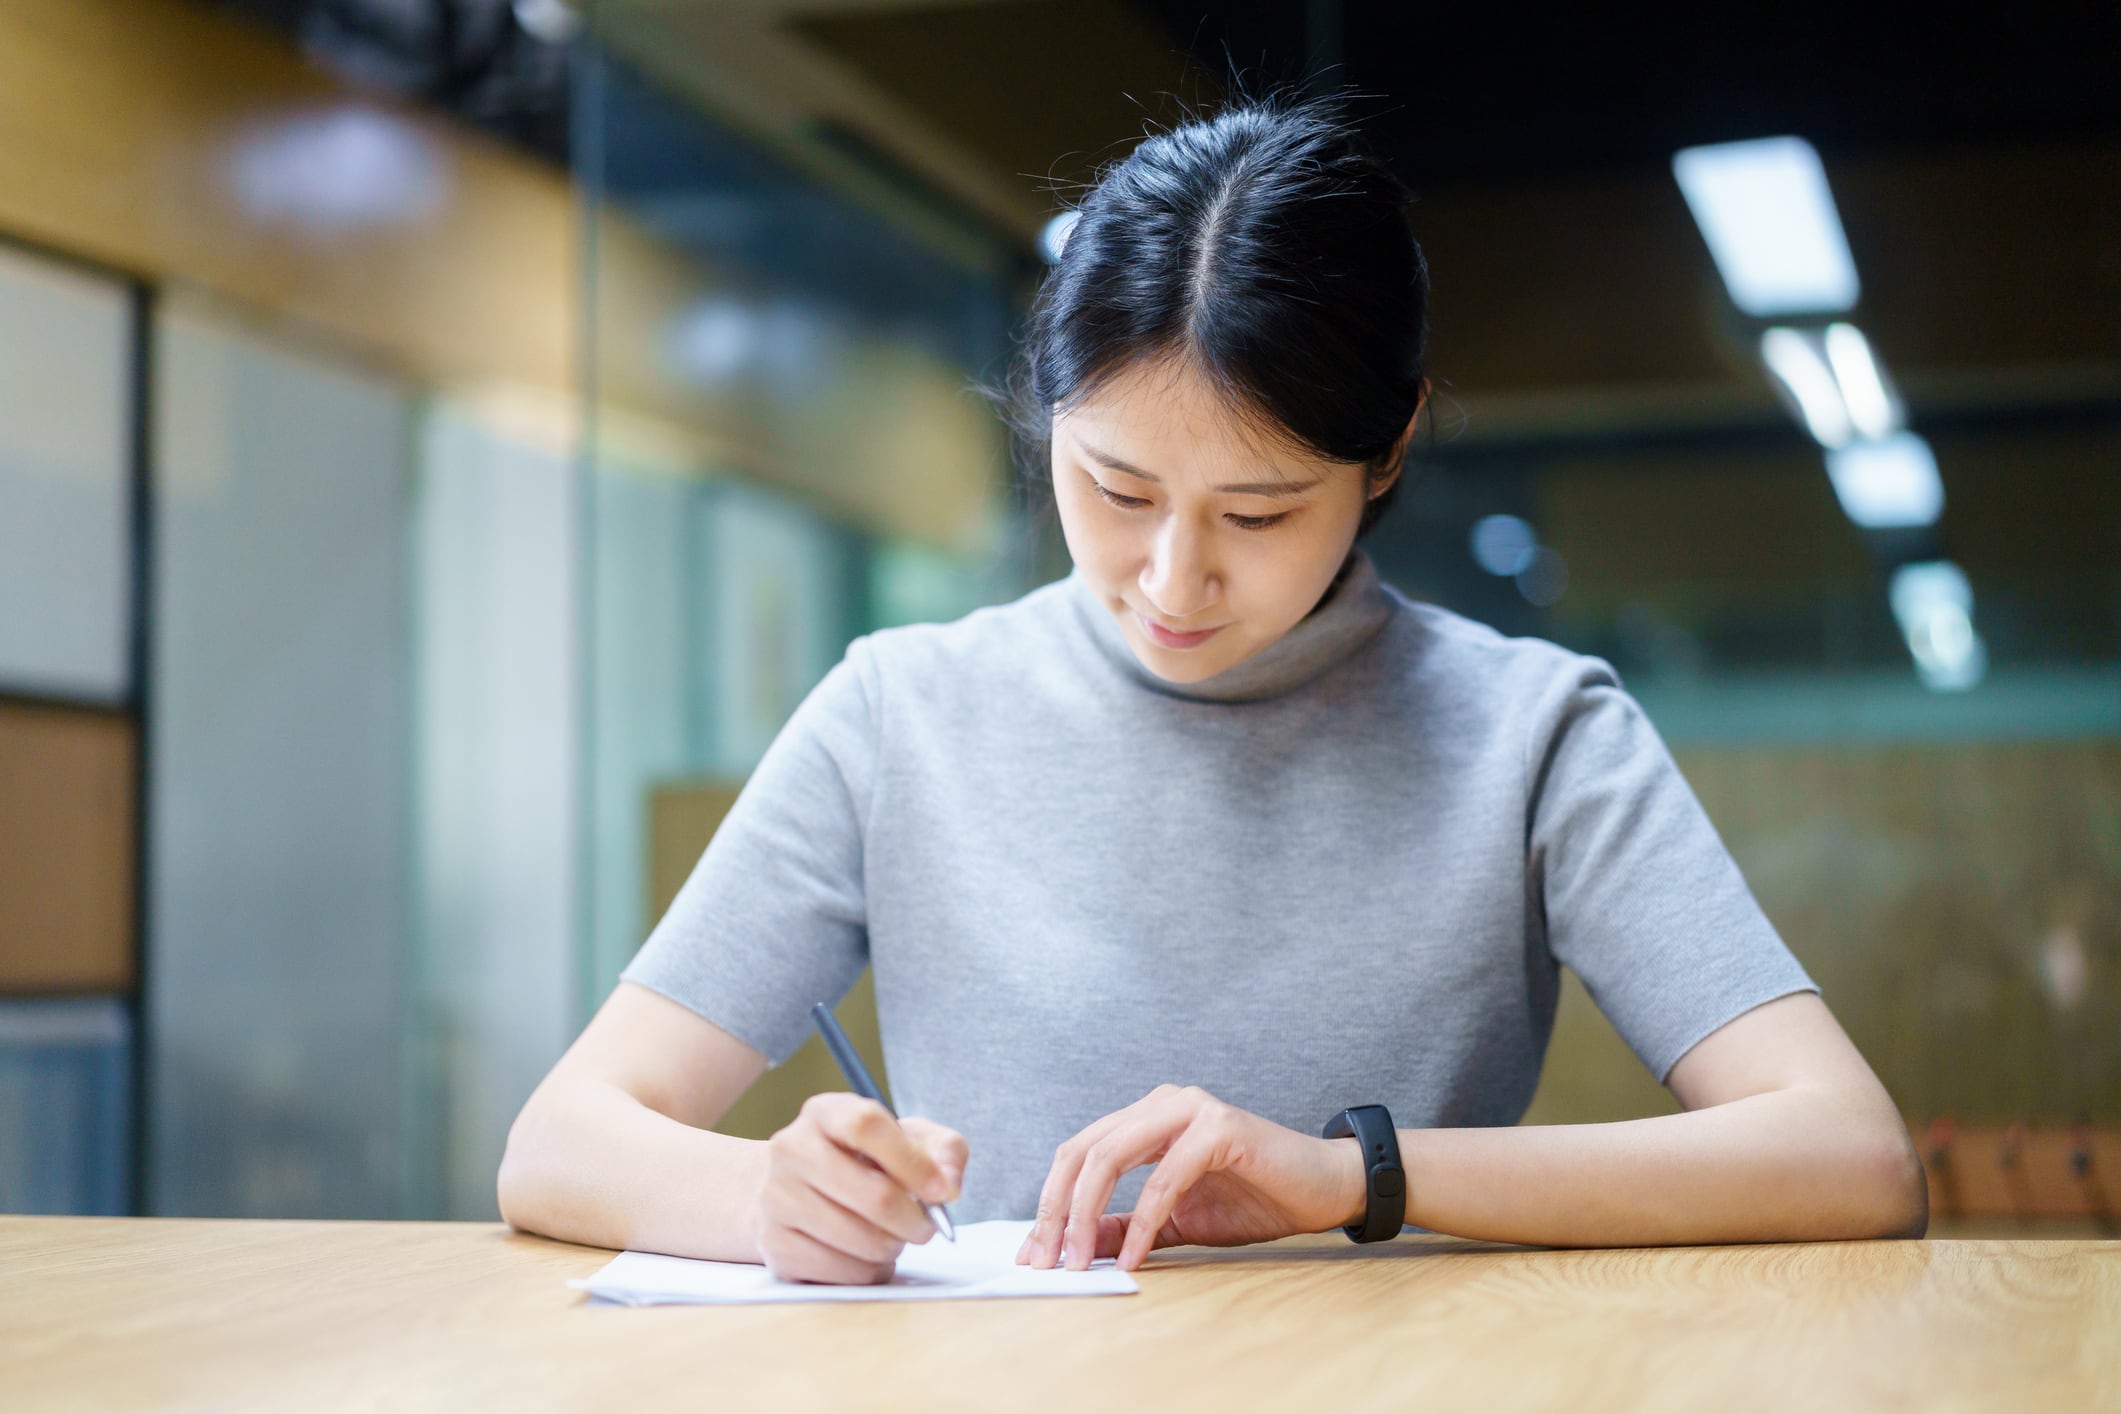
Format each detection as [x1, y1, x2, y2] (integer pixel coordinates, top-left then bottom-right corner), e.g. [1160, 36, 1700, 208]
[1321, 1105, 1405, 1243]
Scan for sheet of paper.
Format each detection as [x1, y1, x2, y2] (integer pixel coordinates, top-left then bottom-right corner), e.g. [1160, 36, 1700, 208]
[568, 1219, 1137, 1306]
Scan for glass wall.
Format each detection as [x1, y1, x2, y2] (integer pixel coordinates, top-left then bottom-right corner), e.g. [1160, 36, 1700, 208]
[148, 297, 415, 1217]
[573, 54, 1042, 1091]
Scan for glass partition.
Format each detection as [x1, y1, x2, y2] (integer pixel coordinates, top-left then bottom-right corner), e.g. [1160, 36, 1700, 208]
[572, 50, 1044, 1120]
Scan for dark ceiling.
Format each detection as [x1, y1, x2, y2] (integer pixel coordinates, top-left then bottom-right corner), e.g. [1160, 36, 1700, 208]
[1132, 2, 2121, 188]
[212, 1, 2121, 190]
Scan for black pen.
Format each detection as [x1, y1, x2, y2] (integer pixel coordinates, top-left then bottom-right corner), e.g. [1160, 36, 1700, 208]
[809, 1002, 957, 1242]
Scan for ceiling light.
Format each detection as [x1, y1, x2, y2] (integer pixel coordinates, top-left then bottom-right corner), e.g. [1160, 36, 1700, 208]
[1672, 137, 1860, 317]
[228, 108, 447, 233]
[1824, 432, 1944, 528]
[513, 0, 581, 44]
[1889, 560, 1986, 691]
[1823, 323, 1901, 439]
[1759, 327, 1852, 448]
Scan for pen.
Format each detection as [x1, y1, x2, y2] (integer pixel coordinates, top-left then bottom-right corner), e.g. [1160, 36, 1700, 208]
[809, 1001, 957, 1243]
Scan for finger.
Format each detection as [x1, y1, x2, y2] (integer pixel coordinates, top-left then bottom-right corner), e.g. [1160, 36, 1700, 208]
[1061, 1115, 1178, 1271]
[799, 1134, 936, 1246]
[808, 1093, 952, 1205]
[1022, 1106, 1137, 1268]
[1092, 1211, 1133, 1260]
[897, 1117, 969, 1201]
[759, 1220, 898, 1286]
[1024, 1086, 1190, 1266]
[1116, 1124, 1220, 1270]
[1089, 1211, 1182, 1261]
[783, 1178, 913, 1264]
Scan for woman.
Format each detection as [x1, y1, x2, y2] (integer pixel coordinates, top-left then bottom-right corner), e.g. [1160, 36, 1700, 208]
[497, 92, 1927, 1285]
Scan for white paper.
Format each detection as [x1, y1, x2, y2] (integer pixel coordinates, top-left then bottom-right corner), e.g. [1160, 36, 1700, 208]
[568, 1219, 1138, 1306]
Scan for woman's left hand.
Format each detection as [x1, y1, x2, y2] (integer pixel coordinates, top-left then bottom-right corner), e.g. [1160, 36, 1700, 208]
[1014, 1084, 1364, 1272]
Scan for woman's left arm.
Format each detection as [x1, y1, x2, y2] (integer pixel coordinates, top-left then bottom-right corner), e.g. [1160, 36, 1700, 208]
[1019, 992, 1927, 1271]
[1383, 991, 1928, 1250]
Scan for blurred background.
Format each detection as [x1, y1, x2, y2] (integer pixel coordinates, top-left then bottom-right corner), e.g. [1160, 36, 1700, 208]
[1, 0, 2114, 1236]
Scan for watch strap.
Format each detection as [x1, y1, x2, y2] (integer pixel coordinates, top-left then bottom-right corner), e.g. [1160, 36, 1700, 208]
[1321, 1104, 1405, 1243]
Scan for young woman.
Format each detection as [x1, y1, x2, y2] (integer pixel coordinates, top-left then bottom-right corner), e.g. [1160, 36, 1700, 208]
[498, 93, 1927, 1285]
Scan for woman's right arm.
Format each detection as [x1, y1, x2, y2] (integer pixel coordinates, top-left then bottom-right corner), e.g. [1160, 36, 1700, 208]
[496, 980, 964, 1281]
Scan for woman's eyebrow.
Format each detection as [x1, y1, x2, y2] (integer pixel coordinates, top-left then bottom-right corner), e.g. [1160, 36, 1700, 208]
[1077, 441, 1324, 498]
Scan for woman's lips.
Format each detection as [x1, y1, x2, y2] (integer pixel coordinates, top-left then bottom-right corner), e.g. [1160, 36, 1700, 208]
[1137, 612, 1225, 649]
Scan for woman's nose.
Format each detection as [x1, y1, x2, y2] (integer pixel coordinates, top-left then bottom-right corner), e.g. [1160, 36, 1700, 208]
[1140, 519, 1219, 620]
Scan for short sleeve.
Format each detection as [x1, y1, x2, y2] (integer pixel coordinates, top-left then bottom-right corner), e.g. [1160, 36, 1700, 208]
[620, 638, 877, 1066]
[1525, 655, 1818, 1084]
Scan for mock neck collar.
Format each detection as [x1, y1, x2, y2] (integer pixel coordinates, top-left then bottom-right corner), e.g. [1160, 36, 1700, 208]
[1064, 548, 1394, 704]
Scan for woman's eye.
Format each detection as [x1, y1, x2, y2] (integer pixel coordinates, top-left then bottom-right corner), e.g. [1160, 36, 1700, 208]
[1091, 481, 1151, 510]
[1087, 473, 1289, 530]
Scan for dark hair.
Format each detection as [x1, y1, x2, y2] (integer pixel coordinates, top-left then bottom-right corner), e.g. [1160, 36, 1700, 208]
[989, 88, 1431, 539]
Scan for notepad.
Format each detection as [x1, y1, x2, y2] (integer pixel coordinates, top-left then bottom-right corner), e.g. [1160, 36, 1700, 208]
[568, 1219, 1139, 1306]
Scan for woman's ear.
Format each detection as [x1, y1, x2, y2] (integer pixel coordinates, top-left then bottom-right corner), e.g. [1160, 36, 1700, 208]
[1368, 385, 1427, 500]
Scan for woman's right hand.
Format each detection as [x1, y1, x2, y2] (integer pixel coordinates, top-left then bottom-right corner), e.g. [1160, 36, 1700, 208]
[750, 1092, 967, 1284]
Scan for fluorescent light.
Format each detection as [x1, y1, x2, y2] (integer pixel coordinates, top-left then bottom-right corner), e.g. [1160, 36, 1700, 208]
[227, 108, 447, 232]
[1759, 327, 1852, 448]
[513, 0, 581, 43]
[666, 298, 843, 392]
[1823, 323, 1900, 438]
[1889, 560, 1986, 691]
[1825, 432, 1945, 528]
[1673, 137, 1860, 316]
[1039, 212, 1079, 264]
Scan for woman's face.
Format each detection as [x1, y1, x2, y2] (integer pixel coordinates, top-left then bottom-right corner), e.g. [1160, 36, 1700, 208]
[1051, 354, 1405, 685]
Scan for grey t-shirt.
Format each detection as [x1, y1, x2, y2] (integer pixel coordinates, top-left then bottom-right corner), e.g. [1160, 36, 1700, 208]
[623, 549, 1817, 1222]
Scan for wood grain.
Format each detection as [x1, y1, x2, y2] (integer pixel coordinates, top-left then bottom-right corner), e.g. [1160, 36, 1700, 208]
[1, 1217, 2113, 1413]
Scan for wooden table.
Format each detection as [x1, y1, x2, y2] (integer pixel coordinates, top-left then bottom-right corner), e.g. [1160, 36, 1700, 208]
[5, 1218, 2117, 1412]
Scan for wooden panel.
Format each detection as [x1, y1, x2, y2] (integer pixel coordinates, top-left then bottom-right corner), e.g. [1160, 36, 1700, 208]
[646, 780, 746, 925]
[1681, 738, 2121, 1124]
[1526, 738, 2121, 1150]
[1533, 421, 2121, 628]
[646, 777, 889, 1141]
[1917, 1121, 2121, 1227]
[0, 702, 135, 991]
